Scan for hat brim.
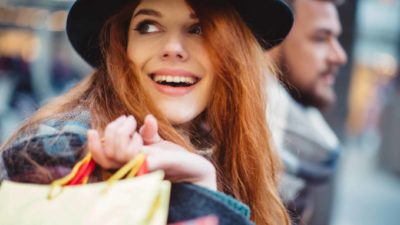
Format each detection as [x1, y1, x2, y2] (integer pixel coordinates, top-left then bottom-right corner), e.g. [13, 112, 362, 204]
[230, 0, 293, 48]
[67, 0, 293, 67]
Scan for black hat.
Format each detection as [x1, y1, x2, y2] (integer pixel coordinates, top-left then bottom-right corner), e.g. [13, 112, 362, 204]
[66, 0, 293, 67]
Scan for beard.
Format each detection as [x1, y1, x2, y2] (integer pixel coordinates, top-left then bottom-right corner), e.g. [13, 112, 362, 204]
[277, 55, 338, 111]
[286, 77, 336, 111]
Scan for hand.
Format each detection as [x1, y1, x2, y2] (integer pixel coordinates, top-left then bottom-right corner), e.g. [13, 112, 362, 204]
[87, 115, 143, 169]
[139, 115, 217, 190]
[87, 114, 217, 190]
[87, 114, 161, 169]
[143, 140, 217, 190]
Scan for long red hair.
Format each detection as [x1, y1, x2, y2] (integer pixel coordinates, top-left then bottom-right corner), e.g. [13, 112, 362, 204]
[1, 1, 289, 225]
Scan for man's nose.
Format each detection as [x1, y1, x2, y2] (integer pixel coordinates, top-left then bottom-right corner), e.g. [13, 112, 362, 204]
[329, 40, 348, 66]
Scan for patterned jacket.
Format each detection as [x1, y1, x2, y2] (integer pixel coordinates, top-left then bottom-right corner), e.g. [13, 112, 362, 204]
[0, 107, 91, 183]
[0, 106, 253, 225]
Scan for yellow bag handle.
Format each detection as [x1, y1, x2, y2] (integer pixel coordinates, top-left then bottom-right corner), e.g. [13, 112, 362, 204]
[102, 153, 146, 193]
[50, 153, 92, 188]
[48, 153, 146, 199]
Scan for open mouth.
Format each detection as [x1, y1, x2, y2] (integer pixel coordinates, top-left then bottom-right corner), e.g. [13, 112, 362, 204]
[149, 74, 200, 87]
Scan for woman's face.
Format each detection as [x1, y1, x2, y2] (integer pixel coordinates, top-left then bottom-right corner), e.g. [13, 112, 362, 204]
[127, 0, 214, 125]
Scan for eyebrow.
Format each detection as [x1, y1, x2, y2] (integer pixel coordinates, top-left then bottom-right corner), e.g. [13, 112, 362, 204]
[133, 9, 162, 18]
[315, 28, 341, 37]
[132, 8, 198, 20]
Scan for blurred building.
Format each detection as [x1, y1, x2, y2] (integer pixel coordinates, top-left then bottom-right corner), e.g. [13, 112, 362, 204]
[345, 0, 400, 152]
[0, 0, 91, 142]
[331, 1, 400, 225]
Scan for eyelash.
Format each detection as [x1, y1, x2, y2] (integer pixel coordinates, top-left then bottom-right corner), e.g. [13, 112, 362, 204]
[133, 20, 202, 36]
[312, 34, 331, 43]
[188, 23, 202, 35]
[134, 20, 160, 34]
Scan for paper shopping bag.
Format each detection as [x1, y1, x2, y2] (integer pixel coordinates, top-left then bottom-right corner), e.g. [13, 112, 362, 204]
[0, 153, 170, 225]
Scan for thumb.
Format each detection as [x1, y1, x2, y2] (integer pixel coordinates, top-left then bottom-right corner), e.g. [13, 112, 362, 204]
[140, 114, 162, 145]
[87, 129, 102, 154]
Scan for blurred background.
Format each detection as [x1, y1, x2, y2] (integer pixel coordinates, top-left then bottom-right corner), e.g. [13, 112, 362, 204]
[0, 0, 399, 224]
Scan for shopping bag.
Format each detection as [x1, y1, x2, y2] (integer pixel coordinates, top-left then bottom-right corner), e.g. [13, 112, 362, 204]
[0, 153, 171, 225]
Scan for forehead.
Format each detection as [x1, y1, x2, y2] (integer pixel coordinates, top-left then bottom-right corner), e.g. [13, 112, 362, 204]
[294, 0, 341, 34]
[134, 0, 195, 16]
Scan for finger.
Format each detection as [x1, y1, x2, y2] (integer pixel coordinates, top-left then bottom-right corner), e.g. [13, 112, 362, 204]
[87, 129, 102, 154]
[141, 145, 172, 173]
[140, 114, 162, 145]
[123, 132, 144, 160]
[104, 115, 126, 158]
[87, 129, 120, 169]
[104, 116, 126, 151]
[114, 116, 137, 159]
[110, 116, 131, 156]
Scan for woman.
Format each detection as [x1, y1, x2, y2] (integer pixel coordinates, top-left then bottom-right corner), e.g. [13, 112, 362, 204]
[0, 0, 293, 224]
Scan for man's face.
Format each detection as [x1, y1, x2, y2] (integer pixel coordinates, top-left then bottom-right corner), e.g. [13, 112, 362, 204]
[277, 0, 347, 110]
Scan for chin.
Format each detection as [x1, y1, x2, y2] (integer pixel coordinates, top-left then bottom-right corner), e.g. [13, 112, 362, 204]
[308, 86, 336, 111]
[167, 117, 192, 125]
[293, 89, 336, 111]
[315, 93, 336, 111]
[157, 102, 206, 126]
[163, 110, 200, 125]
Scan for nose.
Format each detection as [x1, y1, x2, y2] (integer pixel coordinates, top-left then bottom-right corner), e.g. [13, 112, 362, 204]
[329, 40, 347, 66]
[160, 33, 189, 62]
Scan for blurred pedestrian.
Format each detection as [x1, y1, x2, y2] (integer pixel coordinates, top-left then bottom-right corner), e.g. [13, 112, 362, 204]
[266, 0, 347, 224]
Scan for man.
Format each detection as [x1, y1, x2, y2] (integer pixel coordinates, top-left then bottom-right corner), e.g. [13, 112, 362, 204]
[266, 0, 347, 224]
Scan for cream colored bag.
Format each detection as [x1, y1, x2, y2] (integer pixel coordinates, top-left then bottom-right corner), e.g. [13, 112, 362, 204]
[0, 153, 170, 225]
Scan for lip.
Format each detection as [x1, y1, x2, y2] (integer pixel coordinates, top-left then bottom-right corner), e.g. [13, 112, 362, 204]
[151, 68, 201, 78]
[148, 68, 201, 96]
[322, 73, 336, 86]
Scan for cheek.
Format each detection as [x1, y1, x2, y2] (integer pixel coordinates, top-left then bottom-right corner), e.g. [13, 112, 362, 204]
[126, 34, 155, 69]
[284, 50, 316, 89]
[299, 46, 325, 73]
[189, 40, 213, 72]
[197, 78, 214, 105]
[126, 44, 142, 66]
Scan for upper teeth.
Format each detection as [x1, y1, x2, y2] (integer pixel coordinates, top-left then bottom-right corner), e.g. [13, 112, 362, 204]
[153, 75, 196, 84]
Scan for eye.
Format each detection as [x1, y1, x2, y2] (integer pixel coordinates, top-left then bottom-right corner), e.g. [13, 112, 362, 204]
[312, 35, 329, 43]
[188, 23, 202, 35]
[134, 20, 161, 34]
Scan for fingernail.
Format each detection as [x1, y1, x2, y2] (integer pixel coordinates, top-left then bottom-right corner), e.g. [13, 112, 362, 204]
[116, 115, 126, 122]
[144, 114, 153, 122]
